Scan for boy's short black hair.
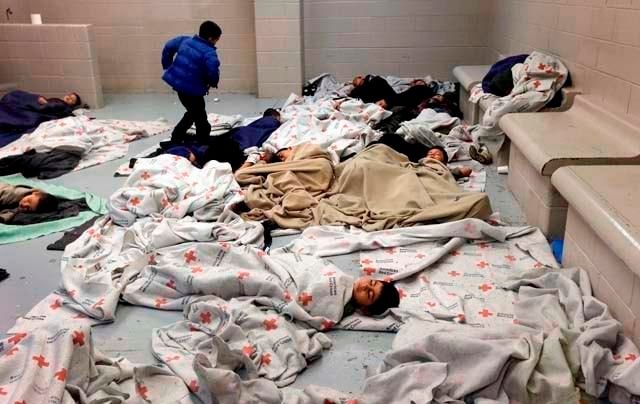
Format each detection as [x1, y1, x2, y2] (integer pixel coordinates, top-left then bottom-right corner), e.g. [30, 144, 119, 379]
[427, 145, 449, 163]
[199, 21, 222, 40]
[35, 192, 59, 213]
[71, 92, 82, 107]
[367, 281, 400, 315]
[263, 108, 280, 118]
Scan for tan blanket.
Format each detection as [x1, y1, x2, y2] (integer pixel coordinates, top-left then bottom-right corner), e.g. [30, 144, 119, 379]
[235, 143, 334, 229]
[316, 144, 492, 231]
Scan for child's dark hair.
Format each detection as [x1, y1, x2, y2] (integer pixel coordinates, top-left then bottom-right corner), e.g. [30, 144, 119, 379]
[71, 92, 82, 108]
[263, 108, 280, 119]
[199, 21, 222, 40]
[428, 145, 449, 163]
[366, 282, 400, 315]
[35, 192, 59, 213]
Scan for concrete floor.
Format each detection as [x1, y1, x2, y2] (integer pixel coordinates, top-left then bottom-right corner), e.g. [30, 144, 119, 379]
[0, 93, 527, 394]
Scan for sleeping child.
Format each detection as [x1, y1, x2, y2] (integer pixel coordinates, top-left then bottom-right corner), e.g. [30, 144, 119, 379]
[0, 183, 59, 223]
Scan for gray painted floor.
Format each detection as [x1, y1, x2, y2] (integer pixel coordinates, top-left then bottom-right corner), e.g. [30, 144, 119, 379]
[0, 93, 527, 394]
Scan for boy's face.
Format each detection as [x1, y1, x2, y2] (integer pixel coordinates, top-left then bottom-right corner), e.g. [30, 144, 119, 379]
[352, 75, 365, 87]
[352, 277, 384, 308]
[19, 192, 43, 212]
[63, 93, 78, 106]
[208, 37, 220, 46]
[276, 148, 293, 162]
[426, 148, 445, 162]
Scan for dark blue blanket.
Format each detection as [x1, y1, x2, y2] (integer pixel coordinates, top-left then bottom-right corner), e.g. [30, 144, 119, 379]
[230, 116, 281, 151]
[0, 91, 74, 148]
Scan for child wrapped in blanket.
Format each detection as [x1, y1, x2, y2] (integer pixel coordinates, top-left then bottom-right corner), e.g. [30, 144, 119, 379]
[0, 183, 59, 223]
[346, 276, 400, 316]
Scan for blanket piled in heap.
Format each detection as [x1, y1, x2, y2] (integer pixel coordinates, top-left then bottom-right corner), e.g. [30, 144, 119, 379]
[452, 51, 569, 143]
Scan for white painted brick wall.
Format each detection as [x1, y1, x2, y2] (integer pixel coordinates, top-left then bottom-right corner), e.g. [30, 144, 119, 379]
[0, 23, 103, 107]
[303, 0, 491, 82]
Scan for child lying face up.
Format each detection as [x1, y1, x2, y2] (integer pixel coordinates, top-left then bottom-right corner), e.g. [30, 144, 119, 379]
[347, 276, 400, 316]
[424, 146, 472, 179]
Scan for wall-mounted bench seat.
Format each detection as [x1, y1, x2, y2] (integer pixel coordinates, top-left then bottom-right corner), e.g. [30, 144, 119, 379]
[452, 65, 490, 125]
[552, 165, 640, 346]
[500, 95, 640, 239]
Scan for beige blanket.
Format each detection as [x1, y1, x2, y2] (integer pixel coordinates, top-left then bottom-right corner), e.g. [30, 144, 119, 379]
[235, 144, 334, 229]
[316, 144, 492, 231]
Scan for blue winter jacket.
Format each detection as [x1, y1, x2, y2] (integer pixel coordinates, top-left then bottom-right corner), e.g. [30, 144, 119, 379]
[162, 35, 220, 96]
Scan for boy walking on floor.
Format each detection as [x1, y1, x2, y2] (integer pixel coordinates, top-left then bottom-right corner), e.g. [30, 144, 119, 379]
[162, 21, 222, 142]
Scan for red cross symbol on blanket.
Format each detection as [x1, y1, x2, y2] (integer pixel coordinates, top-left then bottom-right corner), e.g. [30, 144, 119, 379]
[478, 309, 494, 318]
[261, 353, 272, 366]
[361, 258, 373, 265]
[384, 248, 397, 255]
[166, 279, 176, 289]
[92, 298, 105, 309]
[237, 271, 250, 280]
[532, 80, 542, 89]
[476, 261, 490, 269]
[533, 262, 543, 269]
[450, 250, 461, 257]
[298, 293, 313, 306]
[184, 250, 197, 264]
[188, 380, 199, 393]
[199, 311, 212, 324]
[321, 319, 335, 330]
[155, 298, 168, 308]
[129, 197, 141, 207]
[537, 63, 546, 70]
[626, 353, 638, 361]
[67, 289, 76, 298]
[72, 330, 85, 346]
[242, 344, 255, 357]
[148, 254, 157, 265]
[0, 387, 6, 396]
[477, 242, 490, 249]
[191, 266, 204, 274]
[32, 354, 50, 368]
[448, 270, 461, 277]
[263, 318, 278, 331]
[505, 255, 516, 262]
[165, 355, 181, 362]
[478, 284, 493, 292]
[415, 253, 426, 259]
[50, 299, 62, 310]
[141, 171, 151, 180]
[4, 347, 18, 357]
[55, 368, 67, 382]
[464, 222, 477, 234]
[136, 383, 149, 399]
[426, 301, 437, 308]
[218, 241, 230, 251]
[323, 270, 336, 277]
[362, 267, 376, 276]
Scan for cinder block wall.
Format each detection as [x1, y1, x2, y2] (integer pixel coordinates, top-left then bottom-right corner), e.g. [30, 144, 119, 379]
[27, 0, 257, 94]
[0, 0, 31, 23]
[488, 0, 640, 119]
[303, 0, 491, 83]
[0, 24, 103, 108]
[255, 0, 303, 98]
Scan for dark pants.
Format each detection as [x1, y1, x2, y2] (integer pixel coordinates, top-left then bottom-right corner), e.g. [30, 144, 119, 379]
[172, 92, 211, 141]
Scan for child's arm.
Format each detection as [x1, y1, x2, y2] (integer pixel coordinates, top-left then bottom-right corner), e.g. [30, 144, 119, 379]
[161, 36, 188, 70]
[206, 50, 221, 88]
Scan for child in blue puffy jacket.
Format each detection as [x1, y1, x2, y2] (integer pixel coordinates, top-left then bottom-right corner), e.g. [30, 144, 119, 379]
[162, 21, 222, 142]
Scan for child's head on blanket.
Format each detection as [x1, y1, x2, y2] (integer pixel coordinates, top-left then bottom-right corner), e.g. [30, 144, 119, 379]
[263, 108, 281, 122]
[275, 147, 294, 162]
[19, 190, 59, 213]
[426, 146, 448, 163]
[351, 277, 400, 315]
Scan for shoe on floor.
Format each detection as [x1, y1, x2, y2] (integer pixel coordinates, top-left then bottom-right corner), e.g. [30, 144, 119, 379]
[469, 144, 493, 165]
